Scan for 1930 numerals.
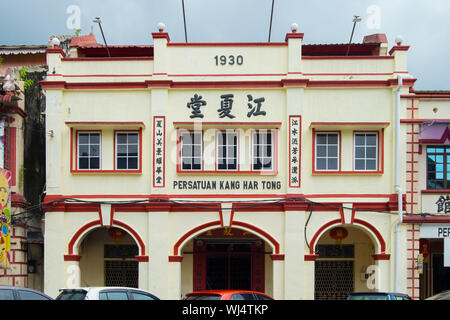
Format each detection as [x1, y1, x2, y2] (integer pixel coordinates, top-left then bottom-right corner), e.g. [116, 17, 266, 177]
[214, 55, 243, 66]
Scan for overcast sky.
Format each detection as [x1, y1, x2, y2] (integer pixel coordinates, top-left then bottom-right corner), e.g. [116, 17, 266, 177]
[1, 0, 449, 89]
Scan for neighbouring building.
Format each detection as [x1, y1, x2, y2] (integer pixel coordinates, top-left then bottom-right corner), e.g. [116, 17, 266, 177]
[401, 90, 450, 299]
[41, 24, 418, 299]
[0, 34, 99, 293]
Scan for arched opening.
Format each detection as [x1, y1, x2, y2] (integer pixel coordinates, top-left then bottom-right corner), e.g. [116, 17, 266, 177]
[179, 227, 274, 296]
[314, 224, 378, 300]
[77, 226, 140, 288]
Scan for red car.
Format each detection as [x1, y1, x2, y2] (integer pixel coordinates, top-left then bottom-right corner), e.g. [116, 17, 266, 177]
[184, 290, 274, 300]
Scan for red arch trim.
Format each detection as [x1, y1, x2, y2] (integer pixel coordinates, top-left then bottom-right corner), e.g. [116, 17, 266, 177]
[67, 219, 146, 256]
[173, 221, 221, 256]
[309, 218, 386, 254]
[173, 220, 280, 256]
[68, 220, 101, 255]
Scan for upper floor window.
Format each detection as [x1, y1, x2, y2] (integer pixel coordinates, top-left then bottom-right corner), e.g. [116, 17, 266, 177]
[180, 131, 202, 171]
[315, 132, 339, 171]
[216, 130, 238, 171]
[252, 130, 274, 171]
[78, 132, 101, 170]
[354, 133, 378, 171]
[115, 132, 139, 170]
[427, 146, 450, 189]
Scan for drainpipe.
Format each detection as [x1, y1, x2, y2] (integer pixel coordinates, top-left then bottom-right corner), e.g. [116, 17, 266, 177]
[394, 74, 403, 292]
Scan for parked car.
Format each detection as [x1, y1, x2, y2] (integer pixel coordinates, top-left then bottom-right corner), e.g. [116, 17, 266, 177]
[347, 292, 411, 300]
[56, 287, 160, 300]
[0, 286, 53, 300]
[184, 290, 274, 300]
[425, 290, 450, 300]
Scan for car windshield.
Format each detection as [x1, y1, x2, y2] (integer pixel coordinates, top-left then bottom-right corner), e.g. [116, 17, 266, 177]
[56, 290, 87, 300]
[184, 294, 222, 300]
[426, 291, 450, 300]
[348, 294, 389, 300]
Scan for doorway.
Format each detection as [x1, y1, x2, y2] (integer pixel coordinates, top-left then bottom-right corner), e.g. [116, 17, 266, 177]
[192, 228, 265, 292]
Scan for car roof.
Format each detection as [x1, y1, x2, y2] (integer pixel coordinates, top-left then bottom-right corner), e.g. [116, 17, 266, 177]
[349, 292, 409, 296]
[186, 290, 271, 296]
[0, 286, 53, 298]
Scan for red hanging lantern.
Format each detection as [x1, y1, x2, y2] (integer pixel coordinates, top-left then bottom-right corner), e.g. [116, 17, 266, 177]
[108, 227, 126, 244]
[419, 239, 430, 262]
[329, 227, 348, 246]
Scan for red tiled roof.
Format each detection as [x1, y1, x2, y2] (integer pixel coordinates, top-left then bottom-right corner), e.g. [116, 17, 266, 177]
[70, 34, 100, 47]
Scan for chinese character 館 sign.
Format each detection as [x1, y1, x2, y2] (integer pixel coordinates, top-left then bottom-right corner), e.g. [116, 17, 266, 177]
[0, 169, 12, 269]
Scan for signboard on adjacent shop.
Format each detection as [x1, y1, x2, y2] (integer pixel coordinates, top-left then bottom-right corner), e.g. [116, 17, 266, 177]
[420, 224, 450, 267]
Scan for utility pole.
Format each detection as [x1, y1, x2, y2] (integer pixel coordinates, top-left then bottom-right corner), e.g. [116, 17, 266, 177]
[93, 17, 111, 57]
[346, 15, 361, 56]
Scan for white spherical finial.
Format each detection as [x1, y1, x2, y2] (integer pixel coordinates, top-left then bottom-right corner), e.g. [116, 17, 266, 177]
[395, 35, 403, 46]
[51, 37, 60, 47]
[291, 23, 298, 33]
[157, 22, 166, 32]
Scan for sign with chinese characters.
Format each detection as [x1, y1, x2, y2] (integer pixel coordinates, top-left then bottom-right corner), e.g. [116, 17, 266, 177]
[153, 116, 165, 188]
[0, 169, 12, 269]
[436, 195, 450, 213]
[186, 93, 268, 120]
[289, 116, 301, 188]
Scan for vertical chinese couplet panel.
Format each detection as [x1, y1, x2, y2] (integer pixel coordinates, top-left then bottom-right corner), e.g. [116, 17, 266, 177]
[0, 169, 12, 269]
[289, 116, 301, 188]
[153, 116, 166, 188]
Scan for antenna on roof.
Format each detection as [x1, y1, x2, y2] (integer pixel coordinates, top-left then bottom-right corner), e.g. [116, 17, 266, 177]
[268, 0, 275, 42]
[182, 0, 188, 42]
[93, 17, 111, 57]
[346, 15, 362, 56]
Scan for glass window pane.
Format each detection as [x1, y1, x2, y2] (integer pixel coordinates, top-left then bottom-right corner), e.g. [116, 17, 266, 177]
[117, 134, 127, 144]
[316, 134, 327, 144]
[437, 172, 444, 180]
[90, 145, 100, 157]
[437, 156, 444, 163]
[317, 146, 326, 157]
[79, 145, 89, 157]
[355, 159, 365, 170]
[90, 158, 100, 169]
[355, 134, 365, 145]
[0, 290, 14, 300]
[328, 134, 338, 144]
[131, 292, 155, 300]
[366, 147, 377, 159]
[366, 134, 377, 145]
[128, 134, 138, 144]
[193, 146, 202, 157]
[106, 291, 129, 300]
[317, 158, 326, 170]
[436, 148, 445, 153]
[79, 158, 89, 169]
[355, 147, 365, 158]
[99, 293, 108, 300]
[128, 145, 138, 157]
[78, 134, 89, 144]
[366, 160, 377, 170]
[437, 164, 444, 172]
[328, 158, 338, 170]
[328, 146, 337, 157]
[117, 158, 127, 169]
[128, 158, 138, 169]
[117, 145, 127, 157]
[89, 134, 100, 144]
[18, 290, 49, 300]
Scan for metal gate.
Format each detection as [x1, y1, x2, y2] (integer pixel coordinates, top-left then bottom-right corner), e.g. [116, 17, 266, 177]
[315, 260, 354, 300]
[104, 244, 138, 287]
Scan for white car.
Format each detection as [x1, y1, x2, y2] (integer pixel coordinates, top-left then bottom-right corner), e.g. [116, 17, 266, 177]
[56, 287, 160, 300]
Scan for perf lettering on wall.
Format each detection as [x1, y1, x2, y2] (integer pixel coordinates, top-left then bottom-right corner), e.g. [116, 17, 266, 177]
[173, 180, 282, 191]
